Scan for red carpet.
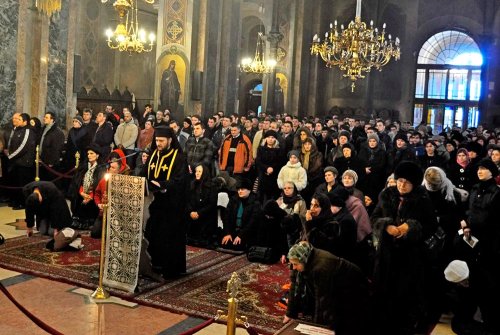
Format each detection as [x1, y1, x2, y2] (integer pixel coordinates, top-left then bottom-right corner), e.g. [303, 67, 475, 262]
[0, 234, 290, 334]
[135, 255, 290, 334]
[0, 234, 234, 296]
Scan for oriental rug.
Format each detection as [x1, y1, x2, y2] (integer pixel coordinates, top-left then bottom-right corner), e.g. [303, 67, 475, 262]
[0, 234, 234, 297]
[135, 255, 290, 334]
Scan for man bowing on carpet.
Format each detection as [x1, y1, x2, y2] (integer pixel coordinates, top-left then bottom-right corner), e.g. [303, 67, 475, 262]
[142, 126, 188, 278]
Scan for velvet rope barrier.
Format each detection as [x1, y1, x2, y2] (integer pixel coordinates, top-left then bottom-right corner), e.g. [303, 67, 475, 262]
[177, 318, 215, 335]
[0, 281, 64, 335]
[39, 160, 76, 179]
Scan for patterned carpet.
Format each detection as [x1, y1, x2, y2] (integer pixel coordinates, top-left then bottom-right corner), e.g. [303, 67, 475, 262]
[0, 233, 290, 334]
[0, 234, 234, 296]
[135, 256, 289, 334]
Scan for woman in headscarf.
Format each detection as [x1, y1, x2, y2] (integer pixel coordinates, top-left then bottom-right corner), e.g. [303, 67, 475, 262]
[292, 126, 315, 150]
[64, 115, 91, 171]
[462, 159, 500, 334]
[299, 138, 323, 204]
[341, 169, 364, 202]
[186, 163, 218, 248]
[275, 181, 307, 262]
[422, 166, 466, 329]
[447, 147, 474, 192]
[358, 132, 387, 208]
[284, 241, 370, 334]
[255, 130, 285, 202]
[371, 161, 438, 335]
[301, 193, 338, 255]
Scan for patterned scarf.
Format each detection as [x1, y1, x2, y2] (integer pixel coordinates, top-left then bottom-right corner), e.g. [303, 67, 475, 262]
[83, 162, 97, 194]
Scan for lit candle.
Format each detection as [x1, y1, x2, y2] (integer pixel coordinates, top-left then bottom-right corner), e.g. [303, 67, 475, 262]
[356, 0, 362, 17]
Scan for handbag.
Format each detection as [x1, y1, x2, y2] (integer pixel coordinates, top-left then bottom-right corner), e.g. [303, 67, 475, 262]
[246, 246, 277, 264]
[423, 226, 447, 260]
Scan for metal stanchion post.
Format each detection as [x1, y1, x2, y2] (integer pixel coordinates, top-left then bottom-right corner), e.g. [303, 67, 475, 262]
[92, 173, 110, 300]
[35, 145, 40, 181]
[216, 272, 249, 335]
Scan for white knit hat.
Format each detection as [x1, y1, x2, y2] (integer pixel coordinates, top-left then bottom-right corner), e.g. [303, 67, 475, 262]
[444, 260, 469, 283]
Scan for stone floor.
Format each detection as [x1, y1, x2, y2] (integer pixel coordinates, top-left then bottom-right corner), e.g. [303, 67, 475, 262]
[0, 201, 455, 335]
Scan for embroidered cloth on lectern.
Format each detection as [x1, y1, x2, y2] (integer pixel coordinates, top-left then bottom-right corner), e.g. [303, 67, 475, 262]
[103, 174, 145, 293]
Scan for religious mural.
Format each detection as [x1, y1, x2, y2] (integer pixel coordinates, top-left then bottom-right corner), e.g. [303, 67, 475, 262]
[0, 0, 19, 126]
[158, 54, 186, 118]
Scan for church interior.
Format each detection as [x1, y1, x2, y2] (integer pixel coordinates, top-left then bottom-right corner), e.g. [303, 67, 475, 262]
[1, 0, 500, 334]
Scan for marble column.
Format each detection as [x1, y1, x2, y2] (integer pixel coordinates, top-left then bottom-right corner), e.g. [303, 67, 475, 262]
[14, 0, 29, 117]
[65, 0, 79, 128]
[201, 0, 222, 114]
[289, 0, 305, 117]
[265, 0, 283, 116]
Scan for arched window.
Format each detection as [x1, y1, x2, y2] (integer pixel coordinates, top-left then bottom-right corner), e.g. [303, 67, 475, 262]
[413, 30, 482, 132]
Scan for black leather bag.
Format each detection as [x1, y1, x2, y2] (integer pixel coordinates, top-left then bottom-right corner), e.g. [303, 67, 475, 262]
[424, 226, 447, 261]
[246, 246, 277, 264]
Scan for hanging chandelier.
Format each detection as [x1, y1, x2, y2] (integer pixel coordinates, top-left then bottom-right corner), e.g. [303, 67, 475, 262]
[35, 0, 62, 17]
[311, 0, 400, 91]
[240, 32, 277, 74]
[103, 0, 156, 54]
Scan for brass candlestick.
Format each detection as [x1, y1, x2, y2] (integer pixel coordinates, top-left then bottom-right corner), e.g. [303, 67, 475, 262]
[75, 151, 80, 168]
[216, 272, 249, 335]
[92, 174, 110, 300]
[35, 145, 40, 181]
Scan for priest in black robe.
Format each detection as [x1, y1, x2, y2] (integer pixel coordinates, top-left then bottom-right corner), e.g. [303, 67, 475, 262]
[142, 126, 188, 278]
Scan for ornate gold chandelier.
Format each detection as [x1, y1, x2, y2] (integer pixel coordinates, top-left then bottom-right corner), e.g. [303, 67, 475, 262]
[311, 0, 400, 91]
[103, 0, 156, 54]
[35, 0, 62, 17]
[240, 32, 277, 74]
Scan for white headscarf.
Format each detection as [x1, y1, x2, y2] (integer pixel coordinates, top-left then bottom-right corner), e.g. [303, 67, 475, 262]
[423, 166, 456, 203]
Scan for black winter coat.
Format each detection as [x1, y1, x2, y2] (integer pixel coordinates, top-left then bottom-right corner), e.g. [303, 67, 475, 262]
[358, 145, 387, 201]
[256, 144, 285, 197]
[40, 125, 65, 166]
[7, 125, 36, 168]
[371, 185, 438, 334]
[286, 248, 371, 334]
[223, 193, 263, 245]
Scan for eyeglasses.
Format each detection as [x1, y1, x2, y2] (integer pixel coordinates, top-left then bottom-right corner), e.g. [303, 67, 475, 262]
[283, 187, 294, 189]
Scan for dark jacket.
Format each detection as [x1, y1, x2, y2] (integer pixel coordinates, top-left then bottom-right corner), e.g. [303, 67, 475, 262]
[185, 136, 214, 171]
[256, 143, 285, 197]
[7, 125, 36, 168]
[64, 127, 91, 169]
[371, 185, 438, 334]
[40, 124, 65, 166]
[447, 161, 474, 192]
[93, 122, 114, 157]
[358, 144, 387, 202]
[286, 248, 371, 334]
[23, 181, 71, 230]
[223, 193, 262, 245]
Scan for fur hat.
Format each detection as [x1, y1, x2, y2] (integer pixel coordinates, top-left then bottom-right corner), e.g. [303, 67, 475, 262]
[264, 130, 278, 139]
[394, 161, 423, 186]
[342, 169, 359, 184]
[394, 133, 408, 143]
[367, 133, 380, 143]
[324, 166, 338, 176]
[341, 143, 355, 152]
[73, 115, 83, 126]
[235, 177, 253, 190]
[338, 130, 350, 140]
[478, 158, 499, 177]
[466, 141, 483, 154]
[327, 192, 345, 207]
[444, 260, 469, 283]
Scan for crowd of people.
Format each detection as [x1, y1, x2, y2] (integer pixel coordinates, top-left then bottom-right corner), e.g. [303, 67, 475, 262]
[1, 106, 499, 334]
